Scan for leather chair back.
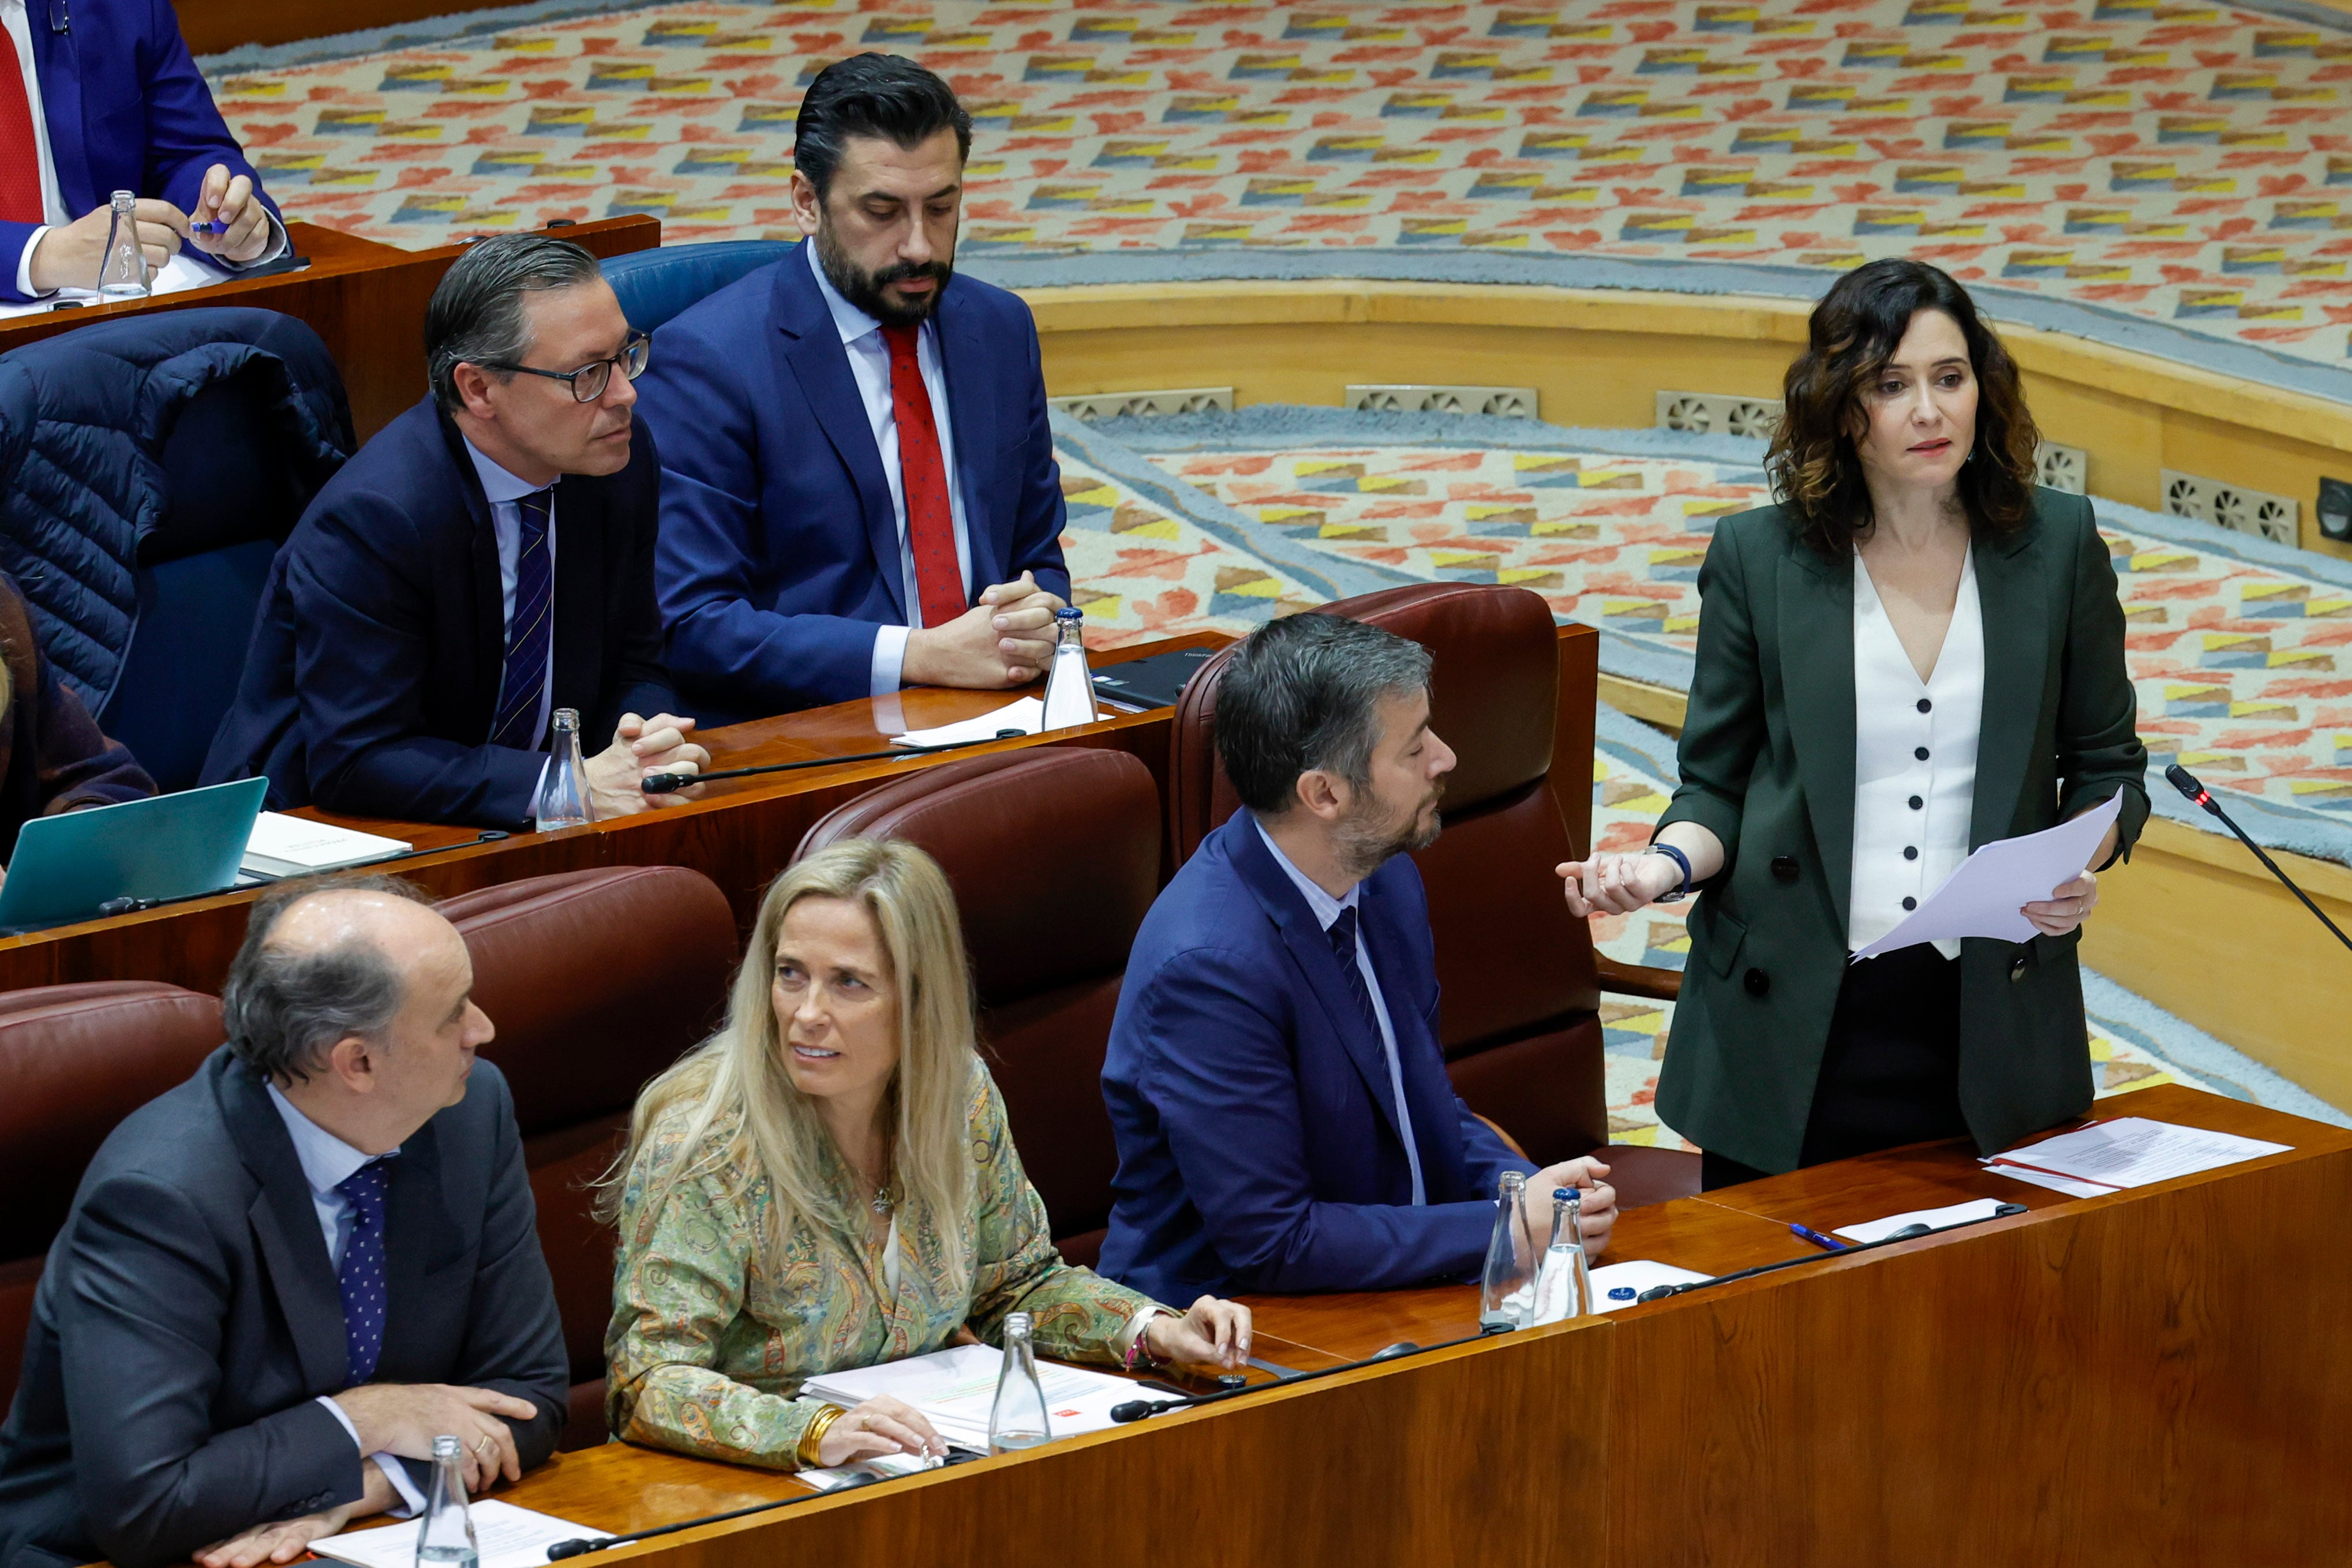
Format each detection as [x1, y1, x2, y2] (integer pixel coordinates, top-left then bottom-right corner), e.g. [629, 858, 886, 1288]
[796, 748, 1162, 1267]
[0, 982, 224, 1413]
[602, 240, 797, 335]
[1168, 585, 1609, 1162]
[441, 866, 737, 1450]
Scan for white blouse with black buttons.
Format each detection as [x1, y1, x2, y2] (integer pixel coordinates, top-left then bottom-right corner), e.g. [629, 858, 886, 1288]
[1848, 546, 1983, 959]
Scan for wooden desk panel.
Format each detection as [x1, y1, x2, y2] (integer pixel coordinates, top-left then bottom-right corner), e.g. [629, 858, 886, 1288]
[0, 216, 660, 440]
[0, 625, 1608, 995]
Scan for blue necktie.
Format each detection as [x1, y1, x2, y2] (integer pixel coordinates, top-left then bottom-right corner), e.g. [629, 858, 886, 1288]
[1325, 907, 1383, 1041]
[487, 487, 555, 751]
[336, 1160, 391, 1385]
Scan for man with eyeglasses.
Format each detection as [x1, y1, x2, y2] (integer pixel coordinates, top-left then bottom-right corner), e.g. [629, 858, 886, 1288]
[204, 234, 710, 829]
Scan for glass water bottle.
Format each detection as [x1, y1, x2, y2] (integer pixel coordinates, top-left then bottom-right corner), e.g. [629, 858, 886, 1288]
[1039, 607, 1098, 730]
[413, 1435, 480, 1568]
[987, 1310, 1051, 1454]
[1478, 1170, 1534, 1331]
[531, 707, 594, 831]
[1529, 1187, 1594, 1326]
[97, 190, 149, 302]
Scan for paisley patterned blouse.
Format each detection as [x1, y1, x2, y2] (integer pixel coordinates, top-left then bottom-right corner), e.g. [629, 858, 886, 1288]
[605, 1061, 1164, 1468]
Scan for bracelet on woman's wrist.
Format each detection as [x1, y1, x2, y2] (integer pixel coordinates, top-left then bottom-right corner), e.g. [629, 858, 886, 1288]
[1649, 843, 1693, 903]
[796, 1402, 848, 1468]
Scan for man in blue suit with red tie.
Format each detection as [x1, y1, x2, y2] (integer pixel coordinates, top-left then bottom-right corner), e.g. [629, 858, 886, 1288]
[632, 53, 1070, 721]
[1, 0, 286, 303]
[1098, 613, 1619, 1301]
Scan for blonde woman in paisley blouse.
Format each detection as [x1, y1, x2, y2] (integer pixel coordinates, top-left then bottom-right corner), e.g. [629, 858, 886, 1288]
[602, 838, 1253, 1469]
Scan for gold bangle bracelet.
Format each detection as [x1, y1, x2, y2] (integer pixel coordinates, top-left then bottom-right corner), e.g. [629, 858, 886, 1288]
[796, 1403, 847, 1469]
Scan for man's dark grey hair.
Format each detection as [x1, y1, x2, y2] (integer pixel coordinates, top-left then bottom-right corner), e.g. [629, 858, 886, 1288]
[793, 52, 973, 202]
[221, 875, 436, 1083]
[1215, 613, 1434, 815]
[424, 233, 605, 412]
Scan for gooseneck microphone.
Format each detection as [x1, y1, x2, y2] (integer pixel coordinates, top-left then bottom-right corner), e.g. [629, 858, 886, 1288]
[642, 730, 1028, 794]
[1108, 1333, 1488, 1424]
[2164, 764, 2352, 955]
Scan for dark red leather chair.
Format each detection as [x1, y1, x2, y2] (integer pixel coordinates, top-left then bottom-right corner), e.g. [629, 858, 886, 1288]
[1167, 583, 1700, 1208]
[795, 748, 1162, 1269]
[0, 982, 226, 1413]
[441, 865, 738, 1451]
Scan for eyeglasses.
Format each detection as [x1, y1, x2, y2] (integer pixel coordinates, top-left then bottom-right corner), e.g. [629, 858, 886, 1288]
[489, 332, 651, 403]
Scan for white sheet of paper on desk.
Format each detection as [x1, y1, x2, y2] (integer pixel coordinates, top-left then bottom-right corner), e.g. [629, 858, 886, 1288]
[803, 1342, 1140, 1449]
[799, 1450, 935, 1491]
[1849, 791, 2122, 961]
[1980, 1161, 2114, 1200]
[1832, 1196, 2005, 1244]
[0, 252, 231, 321]
[1980, 1116, 2290, 1192]
[889, 696, 1042, 749]
[1586, 1260, 1710, 1310]
[312, 1499, 609, 1568]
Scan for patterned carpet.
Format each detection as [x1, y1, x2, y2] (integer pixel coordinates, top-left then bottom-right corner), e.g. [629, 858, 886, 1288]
[1057, 406, 2352, 864]
[201, 0, 2352, 391]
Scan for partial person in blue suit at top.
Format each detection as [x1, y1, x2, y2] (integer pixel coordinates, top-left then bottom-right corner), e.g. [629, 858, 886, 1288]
[202, 235, 709, 829]
[634, 53, 1071, 722]
[1098, 613, 1619, 1303]
[0, 0, 289, 303]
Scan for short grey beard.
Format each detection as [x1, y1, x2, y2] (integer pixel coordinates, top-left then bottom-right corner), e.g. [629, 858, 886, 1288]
[1332, 799, 1443, 883]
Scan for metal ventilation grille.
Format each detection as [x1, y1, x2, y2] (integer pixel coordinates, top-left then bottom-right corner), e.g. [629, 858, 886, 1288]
[1345, 384, 1538, 418]
[1048, 387, 1234, 421]
[2162, 468, 2300, 547]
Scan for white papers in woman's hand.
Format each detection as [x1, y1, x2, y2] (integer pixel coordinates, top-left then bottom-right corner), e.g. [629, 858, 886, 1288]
[311, 1499, 609, 1568]
[1849, 791, 2123, 961]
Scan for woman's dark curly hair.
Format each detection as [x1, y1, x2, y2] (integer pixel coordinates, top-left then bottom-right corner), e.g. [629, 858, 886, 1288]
[1766, 258, 2040, 556]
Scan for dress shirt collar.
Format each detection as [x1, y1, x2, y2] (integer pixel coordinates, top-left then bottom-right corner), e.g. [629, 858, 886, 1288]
[264, 1081, 383, 1196]
[1252, 812, 1359, 931]
[461, 435, 557, 506]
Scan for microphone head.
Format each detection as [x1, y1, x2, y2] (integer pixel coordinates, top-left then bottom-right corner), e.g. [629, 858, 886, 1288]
[1109, 1398, 1155, 1423]
[1370, 1341, 1419, 1360]
[2164, 763, 2203, 801]
[641, 772, 687, 795]
[546, 1541, 591, 1561]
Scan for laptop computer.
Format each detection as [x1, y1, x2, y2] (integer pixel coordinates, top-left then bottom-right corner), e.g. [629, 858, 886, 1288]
[0, 776, 268, 933]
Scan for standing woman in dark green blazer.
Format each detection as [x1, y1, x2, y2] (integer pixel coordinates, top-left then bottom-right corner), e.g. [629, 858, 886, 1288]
[1560, 258, 2148, 1187]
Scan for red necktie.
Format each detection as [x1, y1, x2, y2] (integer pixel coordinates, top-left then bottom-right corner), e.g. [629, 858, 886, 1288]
[882, 322, 965, 630]
[0, 24, 47, 224]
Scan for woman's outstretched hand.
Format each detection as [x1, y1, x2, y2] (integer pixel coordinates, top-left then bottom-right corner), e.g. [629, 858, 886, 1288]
[1557, 851, 1682, 918]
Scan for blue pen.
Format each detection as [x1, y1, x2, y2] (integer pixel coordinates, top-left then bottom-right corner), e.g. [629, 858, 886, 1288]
[190, 219, 227, 235]
[1790, 1222, 1848, 1253]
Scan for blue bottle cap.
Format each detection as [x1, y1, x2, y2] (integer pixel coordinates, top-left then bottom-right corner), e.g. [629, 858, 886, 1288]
[1608, 1286, 1636, 1301]
[1055, 606, 1083, 620]
[1553, 1187, 1571, 1200]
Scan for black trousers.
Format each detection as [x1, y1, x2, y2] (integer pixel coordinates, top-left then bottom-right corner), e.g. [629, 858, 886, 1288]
[1700, 944, 1969, 1190]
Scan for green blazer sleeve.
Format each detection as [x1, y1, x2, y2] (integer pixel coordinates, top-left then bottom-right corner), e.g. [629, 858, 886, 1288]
[2053, 496, 2149, 863]
[1657, 514, 1761, 877]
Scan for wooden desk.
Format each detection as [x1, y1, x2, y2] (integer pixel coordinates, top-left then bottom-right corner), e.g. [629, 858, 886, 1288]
[0, 215, 659, 440]
[0, 624, 1604, 997]
[392, 1083, 2347, 1566]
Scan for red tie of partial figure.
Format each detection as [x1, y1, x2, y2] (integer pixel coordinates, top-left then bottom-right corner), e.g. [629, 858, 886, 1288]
[882, 321, 966, 630]
[0, 26, 48, 224]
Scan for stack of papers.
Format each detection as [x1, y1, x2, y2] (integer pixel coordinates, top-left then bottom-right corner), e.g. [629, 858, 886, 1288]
[313, 1500, 607, 1568]
[802, 1343, 1139, 1451]
[241, 812, 411, 878]
[1983, 1116, 2291, 1198]
[1852, 793, 2121, 959]
[1832, 1197, 2006, 1243]
[889, 697, 1042, 750]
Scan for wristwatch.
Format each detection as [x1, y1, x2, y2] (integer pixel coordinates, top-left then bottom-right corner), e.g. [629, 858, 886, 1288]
[1649, 843, 1692, 903]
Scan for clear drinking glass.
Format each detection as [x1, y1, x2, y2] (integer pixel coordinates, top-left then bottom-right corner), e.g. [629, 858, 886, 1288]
[96, 190, 149, 302]
[532, 707, 594, 831]
[1529, 1186, 1594, 1326]
[987, 1310, 1051, 1454]
[1478, 1169, 1534, 1331]
[414, 1435, 479, 1568]
[1040, 607, 1099, 730]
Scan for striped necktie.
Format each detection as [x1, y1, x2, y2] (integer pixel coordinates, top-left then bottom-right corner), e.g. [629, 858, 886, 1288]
[488, 487, 554, 751]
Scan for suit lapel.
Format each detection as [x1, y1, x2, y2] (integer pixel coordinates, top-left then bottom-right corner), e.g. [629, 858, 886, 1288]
[377, 1116, 460, 1376]
[1778, 538, 1860, 938]
[215, 1056, 349, 1393]
[1968, 520, 2050, 848]
[433, 408, 507, 738]
[1229, 820, 1412, 1151]
[28, 20, 90, 216]
[935, 288, 999, 589]
[547, 483, 599, 718]
[775, 246, 908, 622]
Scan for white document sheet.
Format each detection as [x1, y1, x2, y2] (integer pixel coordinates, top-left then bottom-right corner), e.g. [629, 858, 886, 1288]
[1850, 791, 2122, 961]
[0, 251, 233, 321]
[1586, 1259, 1710, 1309]
[1832, 1196, 2006, 1243]
[798, 1450, 937, 1491]
[1979, 1116, 2290, 1192]
[312, 1499, 609, 1568]
[1981, 1161, 2114, 1200]
[803, 1342, 1140, 1450]
[889, 696, 1042, 750]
